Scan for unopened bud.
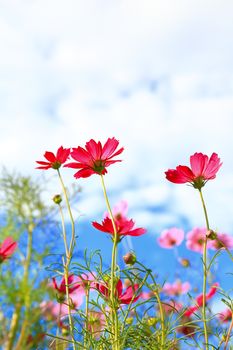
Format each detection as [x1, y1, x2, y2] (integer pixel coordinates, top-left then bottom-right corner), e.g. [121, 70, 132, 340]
[179, 258, 190, 268]
[126, 317, 133, 325]
[61, 327, 69, 336]
[123, 252, 136, 265]
[147, 317, 157, 326]
[53, 194, 62, 205]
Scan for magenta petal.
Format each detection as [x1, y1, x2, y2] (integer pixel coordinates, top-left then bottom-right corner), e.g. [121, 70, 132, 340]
[115, 279, 123, 297]
[204, 153, 222, 179]
[165, 169, 189, 184]
[52, 277, 59, 291]
[74, 168, 96, 178]
[71, 147, 92, 163]
[85, 139, 102, 159]
[102, 138, 119, 159]
[125, 228, 147, 236]
[44, 151, 56, 162]
[190, 153, 208, 177]
[0, 237, 17, 256]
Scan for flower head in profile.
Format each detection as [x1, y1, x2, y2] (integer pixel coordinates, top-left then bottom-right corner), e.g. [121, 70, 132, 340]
[36, 146, 70, 170]
[93, 200, 146, 239]
[65, 137, 124, 178]
[74, 272, 96, 292]
[184, 283, 219, 317]
[51, 274, 81, 302]
[163, 280, 190, 296]
[96, 279, 140, 305]
[163, 300, 183, 315]
[218, 308, 232, 323]
[92, 216, 146, 240]
[0, 237, 17, 263]
[186, 227, 213, 253]
[157, 228, 184, 249]
[210, 232, 233, 250]
[165, 152, 222, 189]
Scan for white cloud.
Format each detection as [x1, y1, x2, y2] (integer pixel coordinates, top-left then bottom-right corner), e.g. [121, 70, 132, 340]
[0, 0, 233, 233]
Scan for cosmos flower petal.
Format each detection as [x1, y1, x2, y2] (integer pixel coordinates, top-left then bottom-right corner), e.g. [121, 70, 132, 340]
[190, 153, 209, 177]
[85, 139, 103, 159]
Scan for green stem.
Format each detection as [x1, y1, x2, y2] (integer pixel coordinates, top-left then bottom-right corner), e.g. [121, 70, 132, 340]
[7, 222, 34, 350]
[100, 175, 119, 350]
[154, 289, 165, 348]
[57, 169, 76, 259]
[5, 303, 21, 350]
[84, 289, 90, 348]
[57, 170, 77, 349]
[55, 304, 62, 350]
[198, 189, 209, 350]
[61, 246, 76, 349]
[58, 204, 69, 261]
[223, 313, 233, 350]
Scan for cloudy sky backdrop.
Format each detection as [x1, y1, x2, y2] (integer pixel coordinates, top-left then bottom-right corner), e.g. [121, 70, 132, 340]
[1, 1, 233, 293]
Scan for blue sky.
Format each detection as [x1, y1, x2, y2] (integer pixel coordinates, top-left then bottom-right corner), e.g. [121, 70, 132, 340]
[1, 1, 233, 301]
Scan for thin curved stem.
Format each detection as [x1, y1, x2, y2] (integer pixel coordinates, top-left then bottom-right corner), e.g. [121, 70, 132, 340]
[9, 222, 34, 350]
[100, 175, 119, 350]
[198, 189, 209, 350]
[56, 170, 76, 349]
[84, 288, 90, 348]
[154, 290, 165, 348]
[57, 169, 76, 258]
[223, 314, 233, 350]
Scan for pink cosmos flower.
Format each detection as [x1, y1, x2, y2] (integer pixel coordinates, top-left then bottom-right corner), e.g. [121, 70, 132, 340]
[41, 292, 84, 320]
[105, 200, 128, 221]
[96, 279, 140, 305]
[157, 228, 184, 249]
[184, 283, 219, 317]
[73, 272, 96, 292]
[211, 232, 233, 250]
[140, 291, 155, 300]
[36, 146, 70, 170]
[163, 300, 183, 315]
[165, 152, 222, 189]
[0, 237, 17, 263]
[65, 137, 124, 178]
[186, 227, 213, 253]
[218, 308, 232, 323]
[163, 280, 191, 296]
[92, 216, 146, 239]
[93, 199, 146, 239]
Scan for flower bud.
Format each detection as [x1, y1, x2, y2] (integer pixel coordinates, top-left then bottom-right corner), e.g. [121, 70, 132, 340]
[52, 194, 62, 205]
[179, 258, 190, 268]
[61, 327, 69, 336]
[125, 317, 133, 325]
[123, 252, 136, 265]
[147, 317, 157, 326]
